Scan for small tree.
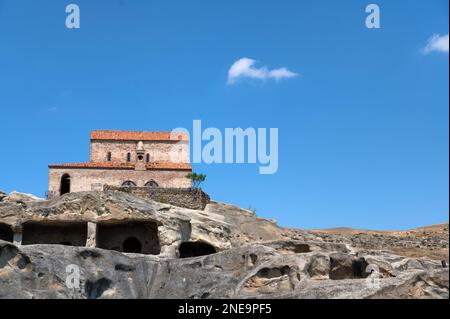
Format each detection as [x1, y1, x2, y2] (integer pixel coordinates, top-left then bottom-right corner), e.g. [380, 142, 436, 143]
[186, 172, 206, 189]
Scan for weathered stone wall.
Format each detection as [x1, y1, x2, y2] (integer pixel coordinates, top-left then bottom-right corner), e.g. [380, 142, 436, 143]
[90, 140, 189, 163]
[104, 186, 210, 210]
[0, 191, 228, 258]
[48, 168, 191, 197]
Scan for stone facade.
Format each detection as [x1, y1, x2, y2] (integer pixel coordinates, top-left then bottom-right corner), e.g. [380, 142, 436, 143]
[104, 185, 211, 210]
[48, 130, 192, 198]
[90, 140, 188, 164]
[48, 168, 191, 195]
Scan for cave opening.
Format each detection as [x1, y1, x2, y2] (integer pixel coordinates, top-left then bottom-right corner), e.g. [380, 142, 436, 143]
[96, 221, 160, 255]
[294, 244, 311, 253]
[0, 223, 13, 242]
[22, 222, 87, 246]
[179, 241, 216, 258]
[123, 237, 142, 253]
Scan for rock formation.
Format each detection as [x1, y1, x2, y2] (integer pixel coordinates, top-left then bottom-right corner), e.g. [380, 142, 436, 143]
[0, 190, 448, 299]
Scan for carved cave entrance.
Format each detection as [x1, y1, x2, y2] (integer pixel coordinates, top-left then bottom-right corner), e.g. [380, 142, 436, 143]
[179, 241, 217, 258]
[60, 174, 71, 195]
[21, 222, 87, 246]
[0, 223, 13, 242]
[123, 237, 142, 253]
[96, 221, 160, 255]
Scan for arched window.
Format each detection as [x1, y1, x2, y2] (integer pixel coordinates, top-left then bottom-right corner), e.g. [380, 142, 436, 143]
[127, 153, 131, 162]
[107, 152, 112, 162]
[144, 180, 159, 188]
[121, 180, 136, 187]
[60, 174, 71, 195]
[146, 154, 150, 163]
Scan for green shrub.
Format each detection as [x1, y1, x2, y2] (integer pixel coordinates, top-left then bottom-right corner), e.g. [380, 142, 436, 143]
[186, 172, 206, 189]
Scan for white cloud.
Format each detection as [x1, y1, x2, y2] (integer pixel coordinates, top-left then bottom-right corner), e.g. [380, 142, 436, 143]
[227, 58, 298, 84]
[422, 33, 449, 54]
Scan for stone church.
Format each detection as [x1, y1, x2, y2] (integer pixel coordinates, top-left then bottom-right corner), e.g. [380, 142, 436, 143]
[48, 130, 192, 197]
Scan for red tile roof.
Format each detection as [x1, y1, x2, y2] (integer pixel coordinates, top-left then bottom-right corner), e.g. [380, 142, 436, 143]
[48, 162, 192, 171]
[90, 130, 189, 142]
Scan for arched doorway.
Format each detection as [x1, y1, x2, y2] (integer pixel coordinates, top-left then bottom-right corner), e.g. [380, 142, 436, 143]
[179, 241, 216, 258]
[121, 180, 137, 187]
[60, 174, 71, 195]
[144, 180, 159, 188]
[123, 237, 142, 253]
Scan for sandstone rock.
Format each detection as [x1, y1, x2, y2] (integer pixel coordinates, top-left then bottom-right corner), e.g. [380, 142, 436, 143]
[0, 191, 448, 299]
[3, 191, 44, 203]
[307, 254, 330, 279]
[367, 269, 449, 299]
[0, 239, 448, 299]
[329, 253, 369, 280]
[0, 190, 6, 202]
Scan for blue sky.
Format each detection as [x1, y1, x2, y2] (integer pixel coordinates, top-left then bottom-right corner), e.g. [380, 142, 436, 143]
[0, 0, 448, 230]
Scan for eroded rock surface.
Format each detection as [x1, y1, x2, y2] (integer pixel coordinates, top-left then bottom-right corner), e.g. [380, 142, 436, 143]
[0, 191, 448, 299]
[0, 190, 6, 202]
[2, 191, 44, 203]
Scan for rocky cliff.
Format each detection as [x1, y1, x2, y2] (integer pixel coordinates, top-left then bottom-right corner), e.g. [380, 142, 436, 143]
[0, 190, 448, 299]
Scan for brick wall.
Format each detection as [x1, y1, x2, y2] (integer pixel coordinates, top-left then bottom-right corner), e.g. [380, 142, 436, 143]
[104, 185, 210, 210]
